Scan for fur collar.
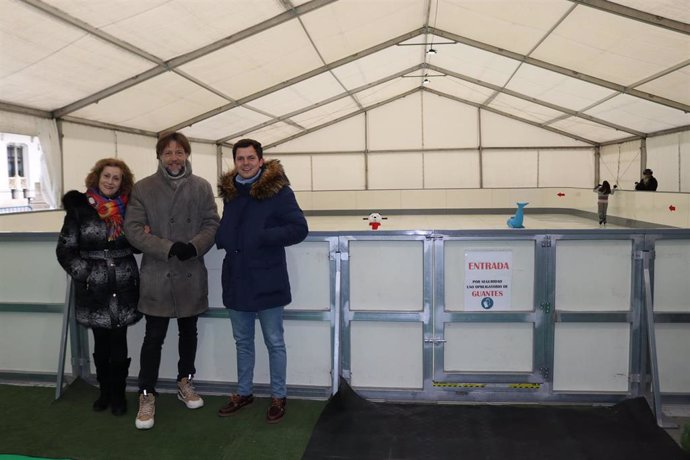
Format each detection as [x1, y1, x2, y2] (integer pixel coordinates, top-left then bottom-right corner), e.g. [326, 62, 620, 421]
[62, 190, 90, 210]
[218, 159, 290, 201]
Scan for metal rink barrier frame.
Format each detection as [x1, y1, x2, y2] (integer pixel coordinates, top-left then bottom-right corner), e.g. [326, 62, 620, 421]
[1, 229, 689, 426]
[333, 228, 690, 423]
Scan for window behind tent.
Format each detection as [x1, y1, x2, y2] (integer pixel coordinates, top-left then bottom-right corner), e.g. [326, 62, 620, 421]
[7, 144, 17, 178]
[16, 145, 25, 177]
[7, 144, 25, 179]
[1, 133, 47, 214]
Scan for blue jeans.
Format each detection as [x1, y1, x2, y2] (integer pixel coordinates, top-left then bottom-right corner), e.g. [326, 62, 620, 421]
[229, 306, 286, 398]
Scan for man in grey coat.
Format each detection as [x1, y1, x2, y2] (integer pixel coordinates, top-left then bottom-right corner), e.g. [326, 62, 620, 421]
[124, 132, 219, 430]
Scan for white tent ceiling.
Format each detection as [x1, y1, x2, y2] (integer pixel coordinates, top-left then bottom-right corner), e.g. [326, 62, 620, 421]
[1, 0, 689, 148]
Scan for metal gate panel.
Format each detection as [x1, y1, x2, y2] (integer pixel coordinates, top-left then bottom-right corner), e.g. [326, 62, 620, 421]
[286, 240, 334, 311]
[339, 234, 433, 394]
[553, 322, 631, 392]
[655, 324, 690, 393]
[350, 321, 424, 389]
[551, 235, 643, 396]
[555, 239, 632, 312]
[444, 322, 533, 373]
[653, 239, 690, 313]
[433, 235, 548, 387]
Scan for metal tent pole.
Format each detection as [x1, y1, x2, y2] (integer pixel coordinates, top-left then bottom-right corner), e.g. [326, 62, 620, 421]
[55, 275, 73, 399]
[641, 250, 676, 428]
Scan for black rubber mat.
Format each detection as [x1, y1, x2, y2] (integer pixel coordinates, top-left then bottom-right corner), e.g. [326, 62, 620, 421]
[303, 379, 688, 460]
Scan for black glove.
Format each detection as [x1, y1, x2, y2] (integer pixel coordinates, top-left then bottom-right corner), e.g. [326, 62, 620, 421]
[169, 242, 197, 261]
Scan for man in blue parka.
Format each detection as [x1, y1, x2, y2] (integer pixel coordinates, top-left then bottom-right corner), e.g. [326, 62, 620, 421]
[215, 138, 308, 423]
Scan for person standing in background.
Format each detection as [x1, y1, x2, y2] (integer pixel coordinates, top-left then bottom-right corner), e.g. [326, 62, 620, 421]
[635, 169, 658, 191]
[215, 138, 308, 424]
[594, 180, 617, 226]
[57, 158, 142, 416]
[124, 132, 219, 430]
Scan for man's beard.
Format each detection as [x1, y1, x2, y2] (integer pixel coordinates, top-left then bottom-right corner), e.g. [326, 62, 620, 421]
[166, 165, 185, 177]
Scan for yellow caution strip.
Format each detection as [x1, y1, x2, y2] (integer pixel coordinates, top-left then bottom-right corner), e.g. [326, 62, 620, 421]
[432, 381, 541, 389]
[507, 383, 541, 389]
[433, 382, 485, 388]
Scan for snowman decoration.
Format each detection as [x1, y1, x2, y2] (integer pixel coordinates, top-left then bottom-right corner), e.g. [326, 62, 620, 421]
[364, 212, 386, 230]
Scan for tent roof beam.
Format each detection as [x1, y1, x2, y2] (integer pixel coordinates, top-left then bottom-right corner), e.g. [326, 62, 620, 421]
[482, 3, 578, 107]
[264, 88, 420, 149]
[162, 28, 426, 134]
[216, 64, 425, 143]
[568, 0, 690, 35]
[264, 86, 598, 149]
[51, 0, 337, 118]
[426, 63, 644, 137]
[0, 101, 51, 118]
[269, 145, 594, 156]
[429, 27, 690, 113]
[599, 123, 690, 146]
[423, 87, 596, 145]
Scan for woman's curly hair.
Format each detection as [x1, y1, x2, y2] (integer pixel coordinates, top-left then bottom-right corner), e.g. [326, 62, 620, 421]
[84, 158, 135, 196]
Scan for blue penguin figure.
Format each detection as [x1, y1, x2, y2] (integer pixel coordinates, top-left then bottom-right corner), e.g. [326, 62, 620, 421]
[507, 202, 529, 228]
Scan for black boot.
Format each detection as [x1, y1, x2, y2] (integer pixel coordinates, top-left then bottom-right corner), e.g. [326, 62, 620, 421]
[110, 358, 131, 416]
[92, 353, 110, 412]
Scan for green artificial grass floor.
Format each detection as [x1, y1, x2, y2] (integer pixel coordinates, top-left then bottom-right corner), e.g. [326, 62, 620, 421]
[0, 379, 326, 460]
[0, 456, 69, 460]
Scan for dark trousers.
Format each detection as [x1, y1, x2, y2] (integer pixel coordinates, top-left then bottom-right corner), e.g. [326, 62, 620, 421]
[138, 314, 199, 393]
[92, 326, 128, 362]
[597, 202, 609, 222]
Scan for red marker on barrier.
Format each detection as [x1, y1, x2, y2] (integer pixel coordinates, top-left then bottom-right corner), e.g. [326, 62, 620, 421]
[669, 205, 676, 211]
[557, 192, 565, 197]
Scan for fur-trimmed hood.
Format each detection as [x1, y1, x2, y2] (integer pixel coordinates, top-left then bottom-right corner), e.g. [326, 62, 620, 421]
[62, 190, 91, 211]
[218, 159, 290, 201]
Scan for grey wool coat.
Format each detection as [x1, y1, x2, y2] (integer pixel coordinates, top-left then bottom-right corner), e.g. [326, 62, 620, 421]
[56, 190, 142, 329]
[124, 162, 219, 318]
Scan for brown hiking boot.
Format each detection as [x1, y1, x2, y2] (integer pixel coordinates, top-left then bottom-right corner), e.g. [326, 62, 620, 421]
[217, 394, 254, 417]
[266, 397, 286, 424]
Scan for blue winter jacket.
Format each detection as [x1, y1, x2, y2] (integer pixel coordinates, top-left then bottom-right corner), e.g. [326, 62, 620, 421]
[216, 160, 308, 311]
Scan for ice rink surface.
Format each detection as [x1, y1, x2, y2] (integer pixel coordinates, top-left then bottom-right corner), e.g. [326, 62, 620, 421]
[305, 213, 626, 232]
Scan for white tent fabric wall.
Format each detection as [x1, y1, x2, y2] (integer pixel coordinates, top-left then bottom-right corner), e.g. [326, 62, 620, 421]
[267, 146, 596, 191]
[60, 123, 156, 193]
[647, 131, 690, 192]
[599, 133, 690, 192]
[538, 149, 595, 188]
[600, 140, 643, 190]
[59, 122, 219, 194]
[0, 0, 689, 202]
[267, 90, 595, 190]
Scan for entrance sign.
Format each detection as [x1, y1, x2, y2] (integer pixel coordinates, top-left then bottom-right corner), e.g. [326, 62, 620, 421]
[464, 250, 513, 311]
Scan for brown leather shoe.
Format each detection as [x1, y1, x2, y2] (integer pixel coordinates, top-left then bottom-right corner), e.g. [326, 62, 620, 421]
[266, 397, 286, 423]
[217, 394, 254, 417]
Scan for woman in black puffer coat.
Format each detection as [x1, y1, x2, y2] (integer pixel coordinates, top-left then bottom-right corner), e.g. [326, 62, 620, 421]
[56, 158, 142, 416]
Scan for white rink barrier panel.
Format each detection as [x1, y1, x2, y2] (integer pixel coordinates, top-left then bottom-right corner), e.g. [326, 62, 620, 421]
[0, 235, 71, 384]
[0, 231, 689, 405]
[649, 238, 690, 394]
[4, 187, 690, 233]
